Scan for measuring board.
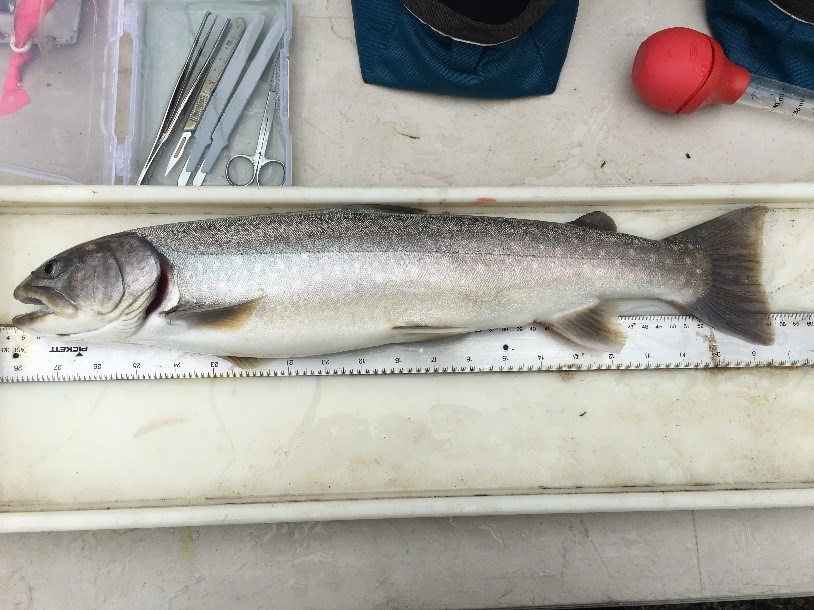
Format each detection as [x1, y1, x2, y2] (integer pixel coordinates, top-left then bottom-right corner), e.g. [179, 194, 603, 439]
[2, 314, 814, 382]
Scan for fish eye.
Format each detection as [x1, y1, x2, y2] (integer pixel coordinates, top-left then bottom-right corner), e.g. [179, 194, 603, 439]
[41, 259, 59, 278]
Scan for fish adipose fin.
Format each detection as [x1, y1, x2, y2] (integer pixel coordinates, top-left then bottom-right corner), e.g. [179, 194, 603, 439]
[569, 211, 617, 232]
[665, 206, 774, 346]
[545, 301, 627, 352]
[165, 299, 260, 331]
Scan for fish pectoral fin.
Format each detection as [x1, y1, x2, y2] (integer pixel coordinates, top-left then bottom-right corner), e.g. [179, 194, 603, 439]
[391, 323, 473, 342]
[220, 356, 271, 369]
[340, 204, 427, 215]
[165, 299, 261, 331]
[569, 211, 617, 232]
[544, 301, 627, 352]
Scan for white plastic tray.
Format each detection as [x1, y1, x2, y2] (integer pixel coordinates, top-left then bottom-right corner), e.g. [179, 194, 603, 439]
[2, 184, 814, 533]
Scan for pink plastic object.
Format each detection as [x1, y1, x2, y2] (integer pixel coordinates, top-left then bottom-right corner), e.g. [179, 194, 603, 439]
[0, 0, 58, 116]
[631, 27, 751, 115]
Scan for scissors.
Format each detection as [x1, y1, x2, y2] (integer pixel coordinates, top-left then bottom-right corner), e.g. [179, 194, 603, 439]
[225, 61, 285, 186]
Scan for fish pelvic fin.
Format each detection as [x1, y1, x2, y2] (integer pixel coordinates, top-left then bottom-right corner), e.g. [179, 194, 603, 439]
[220, 356, 271, 369]
[545, 301, 627, 352]
[665, 206, 774, 346]
[165, 299, 261, 331]
[569, 211, 617, 232]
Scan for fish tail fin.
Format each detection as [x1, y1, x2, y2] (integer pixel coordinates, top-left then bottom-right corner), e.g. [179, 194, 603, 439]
[664, 206, 774, 345]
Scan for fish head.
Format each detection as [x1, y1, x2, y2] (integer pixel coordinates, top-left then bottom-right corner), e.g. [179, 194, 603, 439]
[13, 234, 162, 340]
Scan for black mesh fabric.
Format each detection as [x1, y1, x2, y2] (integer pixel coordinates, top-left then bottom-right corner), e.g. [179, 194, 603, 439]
[435, 0, 534, 25]
[708, 0, 814, 89]
[771, 0, 814, 23]
[401, 0, 555, 44]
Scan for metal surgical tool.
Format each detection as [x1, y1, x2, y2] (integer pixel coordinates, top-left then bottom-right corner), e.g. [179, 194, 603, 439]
[177, 14, 266, 186]
[137, 14, 230, 185]
[164, 17, 247, 176]
[225, 60, 284, 186]
[191, 18, 284, 186]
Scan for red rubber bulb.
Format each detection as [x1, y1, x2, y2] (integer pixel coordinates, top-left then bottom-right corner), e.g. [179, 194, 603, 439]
[632, 27, 751, 115]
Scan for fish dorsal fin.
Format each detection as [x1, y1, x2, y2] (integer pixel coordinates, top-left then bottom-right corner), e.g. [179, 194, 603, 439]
[569, 211, 617, 232]
[165, 299, 260, 331]
[220, 356, 271, 369]
[545, 301, 627, 352]
[339, 204, 427, 215]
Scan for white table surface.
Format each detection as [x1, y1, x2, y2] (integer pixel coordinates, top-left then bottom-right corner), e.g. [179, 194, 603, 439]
[3, 0, 814, 607]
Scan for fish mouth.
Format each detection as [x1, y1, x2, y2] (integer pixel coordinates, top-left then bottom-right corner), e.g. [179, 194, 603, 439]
[13, 281, 78, 327]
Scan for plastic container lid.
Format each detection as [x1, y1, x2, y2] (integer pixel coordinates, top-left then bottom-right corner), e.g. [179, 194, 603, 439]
[0, 0, 292, 185]
[0, 0, 119, 183]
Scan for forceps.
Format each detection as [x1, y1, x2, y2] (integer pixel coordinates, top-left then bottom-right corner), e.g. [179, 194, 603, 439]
[224, 61, 285, 186]
[137, 13, 229, 185]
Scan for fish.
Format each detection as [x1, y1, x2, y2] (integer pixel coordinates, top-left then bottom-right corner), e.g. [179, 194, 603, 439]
[12, 205, 774, 362]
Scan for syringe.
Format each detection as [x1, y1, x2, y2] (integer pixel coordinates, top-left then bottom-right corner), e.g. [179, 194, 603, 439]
[632, 27, 814, 121]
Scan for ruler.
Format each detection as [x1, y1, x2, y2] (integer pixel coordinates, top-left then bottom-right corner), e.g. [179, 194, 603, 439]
[2, 314, 813, 383]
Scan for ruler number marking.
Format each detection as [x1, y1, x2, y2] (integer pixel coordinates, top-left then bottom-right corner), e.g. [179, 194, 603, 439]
[3, 315, 814, 382]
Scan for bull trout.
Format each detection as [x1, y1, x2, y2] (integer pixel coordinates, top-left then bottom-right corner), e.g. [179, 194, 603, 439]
[12, 205, 774, 361]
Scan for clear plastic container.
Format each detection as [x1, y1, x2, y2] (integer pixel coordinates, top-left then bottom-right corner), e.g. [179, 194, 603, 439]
[0, 0, 291, 185]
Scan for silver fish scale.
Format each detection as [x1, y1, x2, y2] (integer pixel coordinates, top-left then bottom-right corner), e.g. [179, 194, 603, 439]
[118, 207, 707, 358]
[131, 207, 670, 258]
[9, 206, 770, 362]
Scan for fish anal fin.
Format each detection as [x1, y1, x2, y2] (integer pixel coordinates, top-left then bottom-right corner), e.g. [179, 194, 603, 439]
[569, 211, 617, 233]
[166, 299, 260, 331]
[220, 356, 270, 369]
[545, 301, 627, 352]
[391, 323, 472, 342]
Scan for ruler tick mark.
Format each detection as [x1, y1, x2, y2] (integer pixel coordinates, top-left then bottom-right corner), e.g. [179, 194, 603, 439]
[2, 315, 814, 382]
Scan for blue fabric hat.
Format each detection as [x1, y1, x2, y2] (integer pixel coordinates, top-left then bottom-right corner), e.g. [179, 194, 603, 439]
[707, 0, 814, 90]
[350, 0, 579, 98]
